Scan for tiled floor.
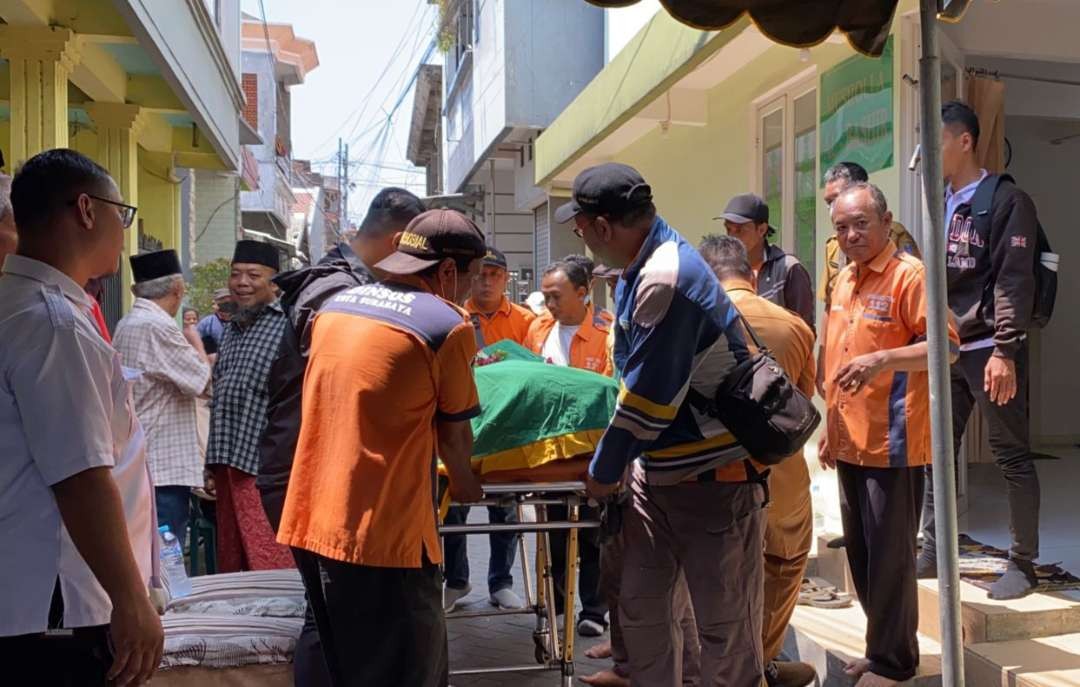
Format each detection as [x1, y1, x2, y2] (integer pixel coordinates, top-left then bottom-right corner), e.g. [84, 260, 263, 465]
[446, 510, 609, 686]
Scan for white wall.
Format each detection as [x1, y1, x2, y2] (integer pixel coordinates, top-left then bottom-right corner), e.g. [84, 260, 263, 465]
[1006, 117, 1080, 443]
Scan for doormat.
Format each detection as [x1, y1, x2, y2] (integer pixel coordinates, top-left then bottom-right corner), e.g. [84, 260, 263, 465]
[935, 535, 1080, 594]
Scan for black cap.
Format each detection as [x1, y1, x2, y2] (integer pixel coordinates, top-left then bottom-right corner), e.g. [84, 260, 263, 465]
[375, 209, 486, 275]
[481, 246, 508, 270]
[233, 239, 280, 272]
[716, 193, 775, 236]
[130, 249, 182, 283]
[554, 162, 653, 224]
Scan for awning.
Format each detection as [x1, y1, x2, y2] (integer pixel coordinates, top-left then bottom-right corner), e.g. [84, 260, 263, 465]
[586, 0, 900, 56]
[242, 229, 297, 258]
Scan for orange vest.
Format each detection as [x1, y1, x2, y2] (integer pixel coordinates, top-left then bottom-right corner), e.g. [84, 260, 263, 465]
[524, 306, 613, 377]
[464, 296, 535, 347]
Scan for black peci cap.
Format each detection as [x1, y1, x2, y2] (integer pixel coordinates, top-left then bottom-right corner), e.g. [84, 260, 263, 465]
[233, 239, 280, 272]
[375, 209, 486, 275]
[554, 162, 653, 224]
[130, 249, 182, 283]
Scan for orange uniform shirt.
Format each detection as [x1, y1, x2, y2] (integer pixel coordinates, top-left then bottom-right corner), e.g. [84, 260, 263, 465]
[524, 306, 613, 377]
[465, 295, 536, 347]
[824, 242, 959, 468]
[721, 280, 816, 551]
[277, 277, 480, 568]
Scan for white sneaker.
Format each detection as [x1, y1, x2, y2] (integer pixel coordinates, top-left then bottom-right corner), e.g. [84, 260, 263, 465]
[444, 583, 472, 613]
[489, 588, 524, 610]
[577, 618, 606, 637]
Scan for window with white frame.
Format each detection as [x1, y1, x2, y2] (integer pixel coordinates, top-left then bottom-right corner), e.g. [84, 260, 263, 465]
[755, 77, 819, 284]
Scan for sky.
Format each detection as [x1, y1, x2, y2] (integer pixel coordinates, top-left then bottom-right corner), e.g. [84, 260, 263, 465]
[242, 0, 440, 225]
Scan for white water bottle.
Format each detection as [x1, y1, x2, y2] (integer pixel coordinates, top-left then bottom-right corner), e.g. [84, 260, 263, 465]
[158, 525, 192, 599]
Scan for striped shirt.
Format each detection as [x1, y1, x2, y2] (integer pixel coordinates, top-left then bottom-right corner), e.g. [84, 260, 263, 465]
[114, 298, 211, 487]
[207, 302, 287, 475]
[589, 216, 751, 486]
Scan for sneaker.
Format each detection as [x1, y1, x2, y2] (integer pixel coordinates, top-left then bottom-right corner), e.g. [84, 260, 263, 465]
[989, 559, 1038, 600]
[443, 583, 472, 613]
[489, 588, 524, 610]
[577, 618, 605, 637]
[764, 660, 817, 687]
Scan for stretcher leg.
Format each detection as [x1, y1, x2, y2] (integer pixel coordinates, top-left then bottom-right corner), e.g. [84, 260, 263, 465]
[561, 499, 579, 681]
[517, 503, 534, 610]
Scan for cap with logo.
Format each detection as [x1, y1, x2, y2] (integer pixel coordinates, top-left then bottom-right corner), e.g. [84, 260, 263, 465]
[716, 193, 776, 237]
[232, 239, 281, 272]
[130, 249, 182, 283]
[481, 245, 508, 270]
[554, 162, 653, 224]
[376, 208, 486, 275]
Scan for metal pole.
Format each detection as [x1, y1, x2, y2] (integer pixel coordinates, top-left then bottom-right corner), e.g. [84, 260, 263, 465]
[918, 2, 965, 685]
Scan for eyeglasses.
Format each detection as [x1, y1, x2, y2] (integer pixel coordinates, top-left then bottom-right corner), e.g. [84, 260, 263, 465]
[68, 194, 138, 228]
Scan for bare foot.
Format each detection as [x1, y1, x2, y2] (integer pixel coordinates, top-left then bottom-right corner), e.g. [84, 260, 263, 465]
[855, 671, 899, 687]
[580, 668, 631, 687]
[585, 641, 612, 660]
[844, 657, 872, 677]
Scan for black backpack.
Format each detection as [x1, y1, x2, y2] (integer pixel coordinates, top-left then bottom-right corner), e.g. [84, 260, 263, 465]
[971, 174, 1057, 329]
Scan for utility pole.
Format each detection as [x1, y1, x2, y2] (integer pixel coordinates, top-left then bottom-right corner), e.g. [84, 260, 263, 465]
[336, 137, 344, 236]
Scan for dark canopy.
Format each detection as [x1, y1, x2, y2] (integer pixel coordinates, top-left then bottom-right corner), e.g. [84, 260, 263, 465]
[586, 0, 901, 56]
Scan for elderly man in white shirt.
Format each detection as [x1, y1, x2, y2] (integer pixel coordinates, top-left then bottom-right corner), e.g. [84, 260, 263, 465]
[0, 149, 162, 686]
[114, 250, 211, 546]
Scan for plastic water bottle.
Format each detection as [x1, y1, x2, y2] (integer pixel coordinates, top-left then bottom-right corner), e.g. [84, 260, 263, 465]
[159, 525, 192, 599]
[811, 483, 826, 531]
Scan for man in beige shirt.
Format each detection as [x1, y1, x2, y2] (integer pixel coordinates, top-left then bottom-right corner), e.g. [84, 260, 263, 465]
[700, 235, 818, 687]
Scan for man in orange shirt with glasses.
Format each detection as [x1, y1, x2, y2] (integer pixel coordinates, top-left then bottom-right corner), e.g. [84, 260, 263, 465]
[443, 246, 537, 612]
[819, 183, 958, 687]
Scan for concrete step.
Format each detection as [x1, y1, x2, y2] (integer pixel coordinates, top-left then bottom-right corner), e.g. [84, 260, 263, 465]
[782, 603, 943, 686]
[810, 533, 1080, 646]
[918, 579, 1080, 646]
[965, 633, 1080, 686]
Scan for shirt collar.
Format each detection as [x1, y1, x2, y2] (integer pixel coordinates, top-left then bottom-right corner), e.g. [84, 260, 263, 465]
[465, 295, 511, 318]
[762, 242, 786, 265]
[866, 240, 899, 274]
[721, 278, 755, 294]
[1, 255, 95, 310]
[132, 297, 176, 322]
[946, 169, 988, 202]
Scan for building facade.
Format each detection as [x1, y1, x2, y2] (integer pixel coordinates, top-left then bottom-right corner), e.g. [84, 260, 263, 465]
[438, 0, 604, 300]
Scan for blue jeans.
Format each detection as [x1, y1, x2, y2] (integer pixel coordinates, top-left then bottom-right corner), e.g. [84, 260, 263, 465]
[442, 505, 519, 593]
[156, 486, 191, 549]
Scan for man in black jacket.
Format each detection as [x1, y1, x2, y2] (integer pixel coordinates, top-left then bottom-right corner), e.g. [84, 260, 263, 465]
[919, 101, 1041, 600]
[257, 187, 425, 686]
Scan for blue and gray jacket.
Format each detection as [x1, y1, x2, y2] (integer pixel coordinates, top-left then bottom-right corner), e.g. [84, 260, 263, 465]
[590, 216, 751, 486]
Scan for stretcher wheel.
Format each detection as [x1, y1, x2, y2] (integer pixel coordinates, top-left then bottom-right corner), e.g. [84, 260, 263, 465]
[532, 631, 551, 664]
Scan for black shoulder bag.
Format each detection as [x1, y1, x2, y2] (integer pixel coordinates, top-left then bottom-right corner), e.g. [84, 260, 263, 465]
[689, 314, 820, 465]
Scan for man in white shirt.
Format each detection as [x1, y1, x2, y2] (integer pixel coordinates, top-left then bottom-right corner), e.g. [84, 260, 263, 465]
[114, 250, 211, 544]
[0, 149, 163, 686]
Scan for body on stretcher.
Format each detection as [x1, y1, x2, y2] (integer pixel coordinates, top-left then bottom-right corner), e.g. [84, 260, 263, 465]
[438, 456, 602, 686]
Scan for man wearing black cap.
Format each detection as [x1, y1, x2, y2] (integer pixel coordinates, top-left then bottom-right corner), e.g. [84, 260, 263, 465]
[558, 162, 764, 686]
[718, 193, 815, 330]
[441, 245, 536, 613]
[206, 239, 293, 573]
[114, 250, 211, 542]
[278, 208, 486, 687]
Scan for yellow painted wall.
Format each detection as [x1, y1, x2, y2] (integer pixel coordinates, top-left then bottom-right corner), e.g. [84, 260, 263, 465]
[137, 154, 180, 250]
[616, 36, 906, 250]
[0, 121, 8, 174]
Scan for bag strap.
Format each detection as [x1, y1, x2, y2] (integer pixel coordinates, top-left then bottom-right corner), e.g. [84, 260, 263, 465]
[971, 173, 1012, 231]
[735, 310, 773, 358]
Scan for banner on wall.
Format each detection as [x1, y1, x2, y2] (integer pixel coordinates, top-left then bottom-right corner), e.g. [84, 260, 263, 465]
[819, 36, 894, 177]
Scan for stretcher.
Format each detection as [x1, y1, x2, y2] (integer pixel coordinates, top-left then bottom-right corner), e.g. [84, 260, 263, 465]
[440, 457, 601, 686]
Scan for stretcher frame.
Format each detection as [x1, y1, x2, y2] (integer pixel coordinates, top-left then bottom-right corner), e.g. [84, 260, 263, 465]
[440, 481, 601, 686]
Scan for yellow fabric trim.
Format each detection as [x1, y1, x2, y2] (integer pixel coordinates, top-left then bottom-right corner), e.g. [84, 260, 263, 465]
[618, 382, 678, 421]
[645, 431, 737, 459]
[478, 429, 606, 475]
